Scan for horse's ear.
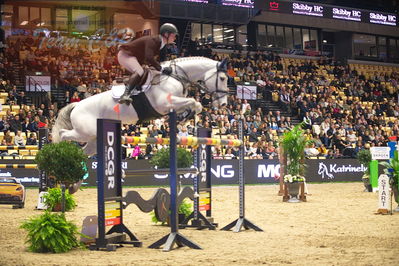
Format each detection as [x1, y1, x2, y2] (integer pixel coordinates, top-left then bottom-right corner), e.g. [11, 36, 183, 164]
[217, 58, 228, 72]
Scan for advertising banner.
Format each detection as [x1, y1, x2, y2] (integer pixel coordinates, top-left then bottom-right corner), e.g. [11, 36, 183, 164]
[0, 160, 39, 186]
[84, 159, 366, 187]
[5, 158, 368, 187]
[262, 1, 397, 27]
[25, 76, 51, 92]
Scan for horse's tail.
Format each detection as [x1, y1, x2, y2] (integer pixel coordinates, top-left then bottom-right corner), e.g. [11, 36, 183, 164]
[52, 103, 77, 143]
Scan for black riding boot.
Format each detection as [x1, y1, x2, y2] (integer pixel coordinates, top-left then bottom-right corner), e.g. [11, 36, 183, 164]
[119, 73, 141, 105]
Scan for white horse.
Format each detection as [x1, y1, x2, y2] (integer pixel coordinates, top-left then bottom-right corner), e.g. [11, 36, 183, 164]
[52, 57, 229, 155]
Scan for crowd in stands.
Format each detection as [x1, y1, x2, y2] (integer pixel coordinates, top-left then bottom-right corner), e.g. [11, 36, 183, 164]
[0, 33, 398, 160]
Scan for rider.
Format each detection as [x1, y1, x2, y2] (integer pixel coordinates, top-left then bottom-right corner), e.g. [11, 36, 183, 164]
[117, 23, 178, 105]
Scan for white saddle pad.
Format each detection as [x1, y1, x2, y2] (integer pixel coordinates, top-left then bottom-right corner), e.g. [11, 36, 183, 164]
[111, 71, 153, 99]
[111, 84, 126, 99]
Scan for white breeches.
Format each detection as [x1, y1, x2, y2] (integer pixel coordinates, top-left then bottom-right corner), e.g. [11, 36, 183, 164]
[117, 50, 144, 76]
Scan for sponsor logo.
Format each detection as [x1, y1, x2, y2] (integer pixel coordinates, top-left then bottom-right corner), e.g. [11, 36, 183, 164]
[318, 162, 366, 179]
[269, 1, 279, 11]
[17, 177, 40, 183]
[211, 165, 234, 178]
[92, 161, 127, 169]
[369, 13, 396, 25]
[199, 144, 208, 182]
[0, 171, 12, 177]
[105, 131, 115, 189]
[318, 162, 334, 179]
[332, 8, 361, 21]
[292, 3, 323, 17]
[257, 164, 280, 178]
[221, 0, 254, 8]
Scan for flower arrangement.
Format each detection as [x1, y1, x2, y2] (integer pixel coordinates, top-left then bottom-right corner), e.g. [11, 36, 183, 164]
[283, 174, 306, 183]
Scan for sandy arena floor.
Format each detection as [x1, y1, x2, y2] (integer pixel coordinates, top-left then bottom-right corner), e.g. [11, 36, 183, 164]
[0, 183, 398, 266]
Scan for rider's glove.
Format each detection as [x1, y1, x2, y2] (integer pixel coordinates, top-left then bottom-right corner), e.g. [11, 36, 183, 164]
[162, 66, 173, 75]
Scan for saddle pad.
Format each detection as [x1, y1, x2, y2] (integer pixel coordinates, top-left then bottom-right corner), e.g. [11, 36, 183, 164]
[111, 84, 126, 99]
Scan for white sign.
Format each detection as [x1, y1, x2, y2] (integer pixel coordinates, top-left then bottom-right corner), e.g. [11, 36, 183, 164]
[377, 174, 390, 214]
[332, 8, 362, 22]
[36, 191, 48, 210]
[292, 3, 323, 17]
[237, 85, 257, 100]
[369, 12, 397, 26]
[370, 147, 390, 160]
[25, 76, 51, 92]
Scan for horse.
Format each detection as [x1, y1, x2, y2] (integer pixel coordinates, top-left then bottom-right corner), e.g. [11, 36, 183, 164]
[52, 57, 229, 156]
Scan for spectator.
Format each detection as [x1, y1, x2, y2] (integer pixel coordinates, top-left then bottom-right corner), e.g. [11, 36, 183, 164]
[14, 130, 24, 146]
[9, 114, 22, 133]
[26, 132, 37, 145]
[70, 91, 81, 103]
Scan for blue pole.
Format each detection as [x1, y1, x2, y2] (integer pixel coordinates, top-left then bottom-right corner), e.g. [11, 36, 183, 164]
[169, 110, 178, 233]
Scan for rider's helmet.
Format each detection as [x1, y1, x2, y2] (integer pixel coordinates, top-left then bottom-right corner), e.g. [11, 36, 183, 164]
[160, 23, 179, 36]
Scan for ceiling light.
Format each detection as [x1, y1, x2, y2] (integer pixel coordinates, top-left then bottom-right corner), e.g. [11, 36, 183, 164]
[323, 39, 327, 43]
[20, 21, 28, 25]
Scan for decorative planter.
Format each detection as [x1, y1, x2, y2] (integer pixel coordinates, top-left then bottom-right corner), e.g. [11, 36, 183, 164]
[52, 203, 62, 212]
[286, 182, 301, 203]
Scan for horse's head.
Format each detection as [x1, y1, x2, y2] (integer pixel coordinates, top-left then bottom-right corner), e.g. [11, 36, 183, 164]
[202, 58, 229, 108]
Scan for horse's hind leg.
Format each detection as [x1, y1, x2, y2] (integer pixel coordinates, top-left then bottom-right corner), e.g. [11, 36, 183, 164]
[59, 128, 89, 142]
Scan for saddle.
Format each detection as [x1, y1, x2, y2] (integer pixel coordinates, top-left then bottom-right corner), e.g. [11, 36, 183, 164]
[111, 68, 153, 99]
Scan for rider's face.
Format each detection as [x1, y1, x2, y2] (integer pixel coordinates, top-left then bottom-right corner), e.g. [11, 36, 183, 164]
[166, 33, 176, 44]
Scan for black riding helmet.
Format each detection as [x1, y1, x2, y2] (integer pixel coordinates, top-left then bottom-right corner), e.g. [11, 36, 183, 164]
[160, 23, 179, 36]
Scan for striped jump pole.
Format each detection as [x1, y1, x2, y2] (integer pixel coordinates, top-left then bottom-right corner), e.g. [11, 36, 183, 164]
[0, 164, 37, 169]
[122, 136, 242, 147]
[0, 145, 39, 150]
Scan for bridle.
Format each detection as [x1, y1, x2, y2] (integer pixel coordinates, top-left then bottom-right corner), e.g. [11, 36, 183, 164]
[168, 59, 230, 101]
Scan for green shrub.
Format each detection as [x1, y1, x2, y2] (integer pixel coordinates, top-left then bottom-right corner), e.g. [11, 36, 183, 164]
[20, 211, 83, 253]
[151, 199, 193, 225]
[44, 187, 77, 212]
[357, 149, 372, 176]
[35, 141, 87, 185]
[149, 147, 193, 168]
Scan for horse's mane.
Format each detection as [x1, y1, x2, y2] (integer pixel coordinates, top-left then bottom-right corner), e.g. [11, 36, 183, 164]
[166, 56, 215, 64]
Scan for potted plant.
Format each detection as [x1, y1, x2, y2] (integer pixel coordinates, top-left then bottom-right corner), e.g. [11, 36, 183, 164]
[280, 124, 312, 202]
[20, 211, 84, 253]
[357, 149, 372, 192]
[43, 187, 77, 212]
[379, 150, 399, 212]
[149, 146, 193, 169]
[151, 199, 193, 225]
[20, 141, 88, 253]
[149, 147, 193, 224]
[35, 141, 88, 194]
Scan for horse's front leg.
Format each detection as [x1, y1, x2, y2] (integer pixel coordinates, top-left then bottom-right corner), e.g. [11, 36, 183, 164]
[169, 96, 203, 115]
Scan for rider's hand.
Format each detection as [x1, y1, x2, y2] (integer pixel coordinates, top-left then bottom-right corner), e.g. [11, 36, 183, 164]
[162, 66, 173, 75]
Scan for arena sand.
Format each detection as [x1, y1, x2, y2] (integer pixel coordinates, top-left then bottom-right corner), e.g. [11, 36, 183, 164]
[0, 183, 398, 266]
